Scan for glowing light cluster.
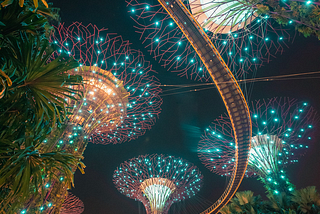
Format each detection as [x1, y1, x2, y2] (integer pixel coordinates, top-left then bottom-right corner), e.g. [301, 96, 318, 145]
[113, 154, 203, 214]
[198, 97, 318, 193]
[126, 0, 293, 80]
[190, 0, 256, 33]
[60, 192, 85, 214]
[51, 22, 162, 145]
[28, 22, 163, 213]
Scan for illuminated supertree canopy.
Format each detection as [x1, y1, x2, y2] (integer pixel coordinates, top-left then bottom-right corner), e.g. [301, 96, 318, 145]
[60, 192, 85, 214]
[22, 22, 163, 213]
[198, 97, 318, 194]
[51, 22, 162, 145]
[126, 0, 293, 81]
[113, 154, 203, 214]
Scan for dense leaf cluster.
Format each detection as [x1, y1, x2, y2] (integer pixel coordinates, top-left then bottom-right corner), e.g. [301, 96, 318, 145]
[0, 1, 85, 213]
[221, 187, 320, 214]
[250, 0, 320, 39]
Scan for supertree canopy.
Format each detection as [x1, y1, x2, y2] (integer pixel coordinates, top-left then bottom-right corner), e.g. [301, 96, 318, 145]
[60, 192, 85, 214]
[20, 22, 162, 214]
[50, 22, 162, 145]
[126, 0, 293, 81]
[198, 97, 318, 194]
[113, 154, 203, 214]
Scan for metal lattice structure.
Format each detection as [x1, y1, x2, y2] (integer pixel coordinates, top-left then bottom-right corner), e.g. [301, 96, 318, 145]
[60, 192, 84, 214]
[126, 0, 292, 81]
[113, 154, 203, 214]
[51, 22, 162, 145]
[198, 97, 318, 193]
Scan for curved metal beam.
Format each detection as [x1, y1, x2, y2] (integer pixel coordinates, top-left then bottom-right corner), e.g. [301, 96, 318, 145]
[157, 0, 252, 213]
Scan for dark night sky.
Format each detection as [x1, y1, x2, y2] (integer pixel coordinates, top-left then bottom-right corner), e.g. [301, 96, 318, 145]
[52, 0, 320, 213]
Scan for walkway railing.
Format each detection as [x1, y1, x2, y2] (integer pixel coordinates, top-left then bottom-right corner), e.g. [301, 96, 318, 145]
[157, 1, 252, 213]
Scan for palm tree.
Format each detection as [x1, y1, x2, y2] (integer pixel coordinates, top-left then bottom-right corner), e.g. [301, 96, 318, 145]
[0, 31, 85, 213]
[0, 1, 87, 212]
[221, 191, 265, 214]
[267, 192, 297, 213]
[291, 186, 320, 214]
[1, 0, 48, 8]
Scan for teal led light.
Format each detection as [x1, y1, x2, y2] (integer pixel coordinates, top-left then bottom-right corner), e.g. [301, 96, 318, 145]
[114, 154, 202, 214]
[198, 98, 317, 195]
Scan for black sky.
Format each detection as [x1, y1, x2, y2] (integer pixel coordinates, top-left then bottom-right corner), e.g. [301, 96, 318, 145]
[52, 0, 320, 213]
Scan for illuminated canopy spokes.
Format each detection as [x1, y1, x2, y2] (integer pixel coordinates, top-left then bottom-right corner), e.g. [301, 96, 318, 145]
[190, 0, 256, 33]
[67, 66, 129, 134]
[141, 178, 176, 213]
[249, 134, 283, 176]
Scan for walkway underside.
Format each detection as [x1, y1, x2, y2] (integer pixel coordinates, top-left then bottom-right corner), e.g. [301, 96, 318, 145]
[157, 0, 252, 213]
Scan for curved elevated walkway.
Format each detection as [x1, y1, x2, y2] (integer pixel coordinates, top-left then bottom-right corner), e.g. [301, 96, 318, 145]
[157, 0, 252, 213]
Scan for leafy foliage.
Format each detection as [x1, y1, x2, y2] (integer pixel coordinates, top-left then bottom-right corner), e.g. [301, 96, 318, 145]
[291, 186, 320, 213]
[222, 187, 320, 214]
[0, 141, 85, 213]
[1, 0, 48, 8]
[0, 0, 87, 212]
[249, 0, 320, 39]
[0, 33, 82, 137]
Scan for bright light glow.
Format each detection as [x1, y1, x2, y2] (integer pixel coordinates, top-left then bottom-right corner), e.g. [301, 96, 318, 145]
[249, 135, 282, 175]
[142, 178, 175, 213]
[190, 0, 255, 33]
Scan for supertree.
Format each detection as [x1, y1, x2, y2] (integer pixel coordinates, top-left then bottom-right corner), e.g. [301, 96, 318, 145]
[51, 22, 163, 145]
[113, 154, 203, 214]
[20, 22, 162, 214]
[60, 192, 84, 214]
[198, 97, 318, 195]
[125, 0, 295, 81]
